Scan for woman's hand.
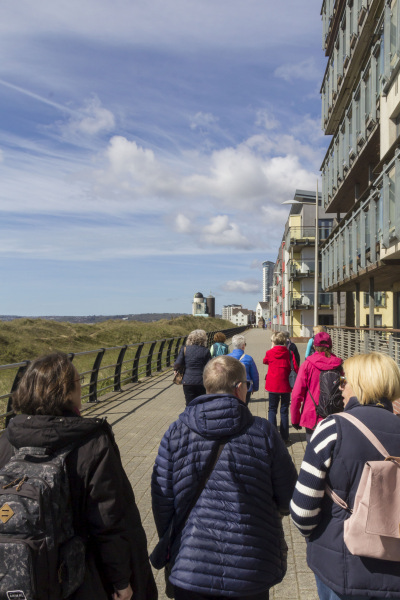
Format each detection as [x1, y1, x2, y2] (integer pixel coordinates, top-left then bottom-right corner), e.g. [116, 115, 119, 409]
[112, 584, 133, 600]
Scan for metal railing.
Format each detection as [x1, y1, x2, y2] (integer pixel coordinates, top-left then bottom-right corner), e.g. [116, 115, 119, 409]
[327, 326, 400, 366]
[0, 326, 249, 426]
[287, 291, 334, 310]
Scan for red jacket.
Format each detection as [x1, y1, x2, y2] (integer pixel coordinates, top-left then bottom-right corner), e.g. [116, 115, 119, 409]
[263, 345, 298, 393]
[290, 351, 343, 430]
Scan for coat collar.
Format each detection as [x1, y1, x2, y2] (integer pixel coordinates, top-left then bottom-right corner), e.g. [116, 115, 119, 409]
[345, 396, 393, 413]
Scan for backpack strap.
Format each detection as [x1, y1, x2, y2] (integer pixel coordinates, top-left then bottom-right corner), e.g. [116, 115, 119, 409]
[239, 354, 246, 362]
[334, 412, 390, 458]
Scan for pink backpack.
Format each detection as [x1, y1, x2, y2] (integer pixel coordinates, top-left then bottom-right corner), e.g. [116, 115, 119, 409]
[327, 412, 400, 561]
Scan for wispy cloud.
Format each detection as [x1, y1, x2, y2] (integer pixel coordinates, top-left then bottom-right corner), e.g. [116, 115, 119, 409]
[221, 279, 262, 294]
[274, 58, 321, 82]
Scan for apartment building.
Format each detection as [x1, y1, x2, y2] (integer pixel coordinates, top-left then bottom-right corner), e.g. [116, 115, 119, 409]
[320, 0, 400, 329]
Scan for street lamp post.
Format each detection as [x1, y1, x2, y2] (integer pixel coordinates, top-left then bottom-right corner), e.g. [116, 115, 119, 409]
[282, 183, 320, 329]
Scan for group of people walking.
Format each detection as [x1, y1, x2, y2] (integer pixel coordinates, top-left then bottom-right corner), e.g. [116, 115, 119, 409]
[2, 329, 400, 600]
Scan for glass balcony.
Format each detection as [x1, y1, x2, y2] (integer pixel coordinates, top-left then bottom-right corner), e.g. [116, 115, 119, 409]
[288, 260, 315, 279]
[288, 292, 334, 310]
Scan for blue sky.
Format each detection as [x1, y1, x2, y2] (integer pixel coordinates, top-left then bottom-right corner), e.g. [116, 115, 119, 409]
[0, 0, 328, 316]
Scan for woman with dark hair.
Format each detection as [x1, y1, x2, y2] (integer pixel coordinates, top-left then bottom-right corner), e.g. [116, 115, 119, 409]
[0, 352, 157, 600]
[174, 329, 211, 405]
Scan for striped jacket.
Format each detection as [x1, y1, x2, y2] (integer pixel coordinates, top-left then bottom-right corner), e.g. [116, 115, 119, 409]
[290, 397, 400, 597]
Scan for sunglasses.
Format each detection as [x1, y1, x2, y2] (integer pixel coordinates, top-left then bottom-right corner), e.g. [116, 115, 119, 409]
[339, 375, 347, 386]
[235, 381, 251, 390]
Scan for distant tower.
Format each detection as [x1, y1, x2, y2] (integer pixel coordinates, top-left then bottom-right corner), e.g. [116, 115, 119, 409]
[192, 292, 207, 316]
[262, 261, 274, 303]
[206, 294, 215, 318]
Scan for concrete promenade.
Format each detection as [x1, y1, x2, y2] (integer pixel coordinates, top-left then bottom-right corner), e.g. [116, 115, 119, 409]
[83, 328, 318, 600]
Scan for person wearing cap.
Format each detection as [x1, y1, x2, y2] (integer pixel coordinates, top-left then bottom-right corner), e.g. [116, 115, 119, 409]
[290, 332, 343, 442]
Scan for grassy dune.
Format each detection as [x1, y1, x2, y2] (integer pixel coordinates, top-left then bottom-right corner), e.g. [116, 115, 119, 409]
[0, 316, 236, 415]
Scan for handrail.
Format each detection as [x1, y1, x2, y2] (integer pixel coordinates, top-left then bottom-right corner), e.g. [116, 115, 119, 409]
[0, 326, 249, 426]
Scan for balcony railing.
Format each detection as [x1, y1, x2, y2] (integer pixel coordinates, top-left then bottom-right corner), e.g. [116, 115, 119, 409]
[288, 292, 334, 310]
[288, 260, 315, 279]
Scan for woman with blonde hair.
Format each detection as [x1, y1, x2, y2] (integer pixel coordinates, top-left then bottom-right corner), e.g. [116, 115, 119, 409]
[291, 352, 400, 599]
[174, 329, 211, 405]
[305, 325, 325, 358]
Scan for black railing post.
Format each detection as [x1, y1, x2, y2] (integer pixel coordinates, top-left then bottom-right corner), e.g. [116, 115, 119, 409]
[166, 338, 174, 367]
[114, 346, 127, 391]
[146, 341, 157, 377]
[157, 340, 166, 372]
[132, 343, 144, 382]
[89, 349, 105, 403]
[6, 361, 30, 427]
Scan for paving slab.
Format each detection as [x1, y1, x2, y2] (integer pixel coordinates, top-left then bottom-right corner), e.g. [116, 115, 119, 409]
[83, 328, 317, 600]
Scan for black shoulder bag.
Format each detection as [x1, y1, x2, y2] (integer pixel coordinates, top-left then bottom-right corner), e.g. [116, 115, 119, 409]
[150, 440, 226, 569]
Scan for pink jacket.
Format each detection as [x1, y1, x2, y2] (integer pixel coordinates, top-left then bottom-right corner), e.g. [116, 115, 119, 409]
[290, 351, 343, 430]
[263, 345, 298, 394]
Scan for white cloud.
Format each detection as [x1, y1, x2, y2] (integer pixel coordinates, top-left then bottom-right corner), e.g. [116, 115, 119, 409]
[201, 215, 252, 248]
[256, 109, 279, 131]
[190, 112, 219, 131]
[274, 58, 321, 82]
[65, 97, 115, 136]
[175, 213, 192, 233]
[221, 278, 261, 294]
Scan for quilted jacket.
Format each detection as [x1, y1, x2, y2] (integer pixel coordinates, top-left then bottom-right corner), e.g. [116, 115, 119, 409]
[151, 393, 297, 597]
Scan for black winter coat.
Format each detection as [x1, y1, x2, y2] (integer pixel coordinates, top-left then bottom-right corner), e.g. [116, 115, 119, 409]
[0, 413, 157, 600]
[174, 344, 211, 386]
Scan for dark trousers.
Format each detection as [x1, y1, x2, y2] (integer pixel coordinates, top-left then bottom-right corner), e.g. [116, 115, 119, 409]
[183, 384, 206, 406]
[268, 392, 290, 441]
[174, 586, 269, 600]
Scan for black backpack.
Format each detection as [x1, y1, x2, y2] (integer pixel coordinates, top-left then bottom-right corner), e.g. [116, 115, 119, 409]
[0, 444, 85, 600]
[308, 368, 344, 424]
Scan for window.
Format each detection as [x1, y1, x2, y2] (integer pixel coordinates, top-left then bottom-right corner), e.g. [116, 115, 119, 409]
[365, 69, 371, 118]
[365, 209, 370, 251]
[389, 165, 396, 237]
[363, 292, 386, 307]
[391, 0, 398, 67]
[319, 219, 333, 240]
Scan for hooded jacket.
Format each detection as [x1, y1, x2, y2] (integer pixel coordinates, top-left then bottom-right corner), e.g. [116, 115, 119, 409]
[290, 351, 343, 430]
[263, 345, 298, 394]
[151, 393, 297, 597]
[0, 413, 157, 600]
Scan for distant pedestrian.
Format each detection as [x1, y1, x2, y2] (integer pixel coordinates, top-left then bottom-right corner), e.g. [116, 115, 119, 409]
[227, 334, 259, 404]
[284, 331, 300, 367]
[291, 332, 343, 442]
[174, 329, 211, 405]
[305, 325, 325, 358]
[210, 332, 229, 357]
[263, 332, 298, 444]
[152, 355, 297, 600]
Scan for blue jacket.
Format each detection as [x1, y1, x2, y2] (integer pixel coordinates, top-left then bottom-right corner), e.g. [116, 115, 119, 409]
[306, 397, 400, 597]
[227, 348, 259, 392]
[152, 393, 297, 597]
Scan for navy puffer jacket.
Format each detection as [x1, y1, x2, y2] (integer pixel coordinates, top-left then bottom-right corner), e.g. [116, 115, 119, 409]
[151, 393, 297, 597]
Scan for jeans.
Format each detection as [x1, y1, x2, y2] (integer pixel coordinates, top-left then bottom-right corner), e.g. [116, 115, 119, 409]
[174, 587, 269, 600]
[268, 392, 290, 441]
[315, 575, 378, 600]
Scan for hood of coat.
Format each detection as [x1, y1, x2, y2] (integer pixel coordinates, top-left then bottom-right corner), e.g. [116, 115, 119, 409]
[306, 351, 342, 371]
[5, 413, 107, 451]
[268, 345, 289, 359]
[179, 393, 253, 439]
